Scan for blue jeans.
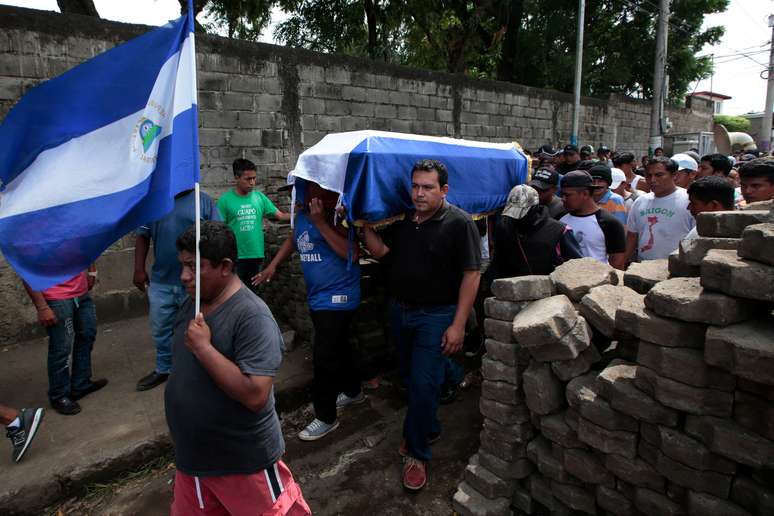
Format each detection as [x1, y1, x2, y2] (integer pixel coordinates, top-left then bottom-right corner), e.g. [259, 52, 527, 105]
[46, 294, 97, 401]
[389, 302, 457, 462]
[148, 282, 188, 374]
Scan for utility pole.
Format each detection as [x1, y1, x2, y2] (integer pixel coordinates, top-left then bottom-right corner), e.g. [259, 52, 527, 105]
[760, 14, 774, 153]
[649, 0, 669, 156]
[570, 0, 585, 146]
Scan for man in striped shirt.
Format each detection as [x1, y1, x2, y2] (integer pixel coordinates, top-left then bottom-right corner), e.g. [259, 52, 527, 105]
[590, 164, 628, 227]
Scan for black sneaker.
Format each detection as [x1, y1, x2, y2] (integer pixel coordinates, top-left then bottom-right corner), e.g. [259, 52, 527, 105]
[440, 382, 460, 405]
[50, 396, 81, 415]
[136, 371, 169, 392]
[71, 378, 108, 401]
[6, 408, 45, 463]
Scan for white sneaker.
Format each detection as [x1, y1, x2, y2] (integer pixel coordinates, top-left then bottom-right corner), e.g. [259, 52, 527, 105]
[298, 418, 339, 441]
[336, 391, 366, 410]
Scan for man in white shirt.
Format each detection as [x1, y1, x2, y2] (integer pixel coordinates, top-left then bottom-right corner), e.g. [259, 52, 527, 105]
[559, 171, 627, 269]
[625, 157, 695, 261]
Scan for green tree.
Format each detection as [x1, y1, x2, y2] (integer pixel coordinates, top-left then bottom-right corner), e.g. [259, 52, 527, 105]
[714, 115, 752, 133]
[272, 0, 728, 102]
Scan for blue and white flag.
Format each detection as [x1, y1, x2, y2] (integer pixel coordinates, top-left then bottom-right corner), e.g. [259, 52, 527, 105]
[0, 11, 199, 290]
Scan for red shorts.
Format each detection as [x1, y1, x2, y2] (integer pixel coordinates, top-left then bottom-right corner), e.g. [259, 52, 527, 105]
[170, 460, 312, 516]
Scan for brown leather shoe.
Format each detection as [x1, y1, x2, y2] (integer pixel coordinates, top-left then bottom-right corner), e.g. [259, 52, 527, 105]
[402, 457, 427, 491]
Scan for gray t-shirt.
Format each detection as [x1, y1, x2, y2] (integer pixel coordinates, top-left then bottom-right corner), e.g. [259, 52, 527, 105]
[165, 285, 285, 476]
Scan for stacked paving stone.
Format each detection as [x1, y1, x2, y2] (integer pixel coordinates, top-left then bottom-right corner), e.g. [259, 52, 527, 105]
[454, 211, 774, 516]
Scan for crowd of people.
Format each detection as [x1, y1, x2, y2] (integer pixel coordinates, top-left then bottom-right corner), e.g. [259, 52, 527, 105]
[4, 142, 774, 513]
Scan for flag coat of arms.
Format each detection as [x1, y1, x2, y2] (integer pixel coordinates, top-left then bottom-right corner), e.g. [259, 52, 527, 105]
[0, 10, 199, 290]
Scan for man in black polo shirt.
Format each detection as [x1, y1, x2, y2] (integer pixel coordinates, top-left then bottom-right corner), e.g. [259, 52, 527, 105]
[363, 159, 481, 492]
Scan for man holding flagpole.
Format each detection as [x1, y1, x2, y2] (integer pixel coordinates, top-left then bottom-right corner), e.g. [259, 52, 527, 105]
[166, 221, 311, 516]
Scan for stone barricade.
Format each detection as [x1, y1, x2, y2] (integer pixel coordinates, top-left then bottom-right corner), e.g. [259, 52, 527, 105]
[454, 209, 774, 516]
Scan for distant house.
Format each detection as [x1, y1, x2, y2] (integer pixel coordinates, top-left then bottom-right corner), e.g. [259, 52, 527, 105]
[688, 91, 732, 115]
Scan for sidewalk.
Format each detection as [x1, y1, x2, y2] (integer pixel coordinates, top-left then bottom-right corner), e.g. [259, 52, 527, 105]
[0, 315, 313, 516]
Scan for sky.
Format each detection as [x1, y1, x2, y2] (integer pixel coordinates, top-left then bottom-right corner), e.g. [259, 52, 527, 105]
[2, 0, 773, 116]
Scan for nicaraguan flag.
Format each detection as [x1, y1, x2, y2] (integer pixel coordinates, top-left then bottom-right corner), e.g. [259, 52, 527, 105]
[0, 11, 199, 290]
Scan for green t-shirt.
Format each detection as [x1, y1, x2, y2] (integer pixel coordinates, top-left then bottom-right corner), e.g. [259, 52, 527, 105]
[217, 189, 278, 259]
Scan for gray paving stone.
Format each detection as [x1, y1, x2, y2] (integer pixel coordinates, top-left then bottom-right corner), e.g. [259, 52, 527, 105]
[540, 412, 585, 449]
[668, 250, 701, 278]
[523, 362, 564, 415]
[701, 249, 774, 302]
[633, 365, 733, 417]
[551, 344, 600, 382]
[463, 454, 514, 499]
[696, 210, 771, 238]
[566, 372, 639, 432]
[490, 275, 555, 301]
[452, 481, 512, 516]
[616, 296, 708, 348]
[639, 423, 736, 474]
[577, 416, 638, 458]
[478, 449, 533, 480]
[482, 418, 534, 444]
[645, 277, 759, 326]
[605, 453, 665, 491]
[550, 257, 620, 301]
[579, 284, 643, 337]
[739, 222, 774, 266]
[624, 259, 669, 294]
[484, 318, 513, 343]
[685, 415, 774, 469]
[678, 236, 740, 266]
[481, 380, 522, 406]
[511, 295, 578, 349]
[734, 390, 774, 441]
[564, 447, 614, 486]
[649, 446, 733, 498]
[483, 338, 531, 367]
[481, 355, 521, 386]
[633, 487, 684, 516]
[731, 476, 774, 516]
[482, 297, 530, 321]
[687, 491, 751, 516]
[596, 485, 637, 516]
[526, 436, 579, 485]
[551, 480, 597, 514]
[479, 397, 530, 426]
[705, 318, 774, 386]
[636, 341, 736, 391]
[596, 360, 679, 427]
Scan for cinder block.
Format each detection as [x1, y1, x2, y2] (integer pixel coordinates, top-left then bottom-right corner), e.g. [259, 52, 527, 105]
[490, 275, 554, 302]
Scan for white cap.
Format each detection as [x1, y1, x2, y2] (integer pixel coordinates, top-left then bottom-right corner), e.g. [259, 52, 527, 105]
[671, 153, 698, 172]
[611, 168, 626, 189]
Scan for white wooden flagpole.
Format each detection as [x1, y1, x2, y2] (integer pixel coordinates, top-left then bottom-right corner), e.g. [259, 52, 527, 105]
[195, 182, 201, 314]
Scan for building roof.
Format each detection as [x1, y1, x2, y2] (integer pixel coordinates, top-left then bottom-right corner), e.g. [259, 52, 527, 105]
[690, 91, 732, 100]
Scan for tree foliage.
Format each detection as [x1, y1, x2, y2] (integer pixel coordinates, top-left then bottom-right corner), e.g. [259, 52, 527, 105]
[714, 114, 751, 133]
[272, 0, 728, 102]
[194, 0, 728, 102]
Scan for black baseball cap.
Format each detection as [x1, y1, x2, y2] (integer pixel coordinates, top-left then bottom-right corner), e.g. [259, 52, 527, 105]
[529, 168, 559, 190]
[580, 145, 594, 155]
[589, 164, 613, 185]
[563, 144, 579, 154]
[537, 144, 560, 157]
[598, 145, 610, 153]
[561, 170, 594, 189]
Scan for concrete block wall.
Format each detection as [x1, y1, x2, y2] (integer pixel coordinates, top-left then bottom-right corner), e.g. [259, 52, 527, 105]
[455, 210, 774, 516]
[0, 5, 713, 345]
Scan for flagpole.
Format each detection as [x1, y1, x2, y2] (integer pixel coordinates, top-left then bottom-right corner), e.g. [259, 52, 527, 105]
[188, 0, 201, 315]
[195, 182, 201, 314]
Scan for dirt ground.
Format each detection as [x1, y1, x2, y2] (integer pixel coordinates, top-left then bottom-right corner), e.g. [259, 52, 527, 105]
[47, 374, 483, 516]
